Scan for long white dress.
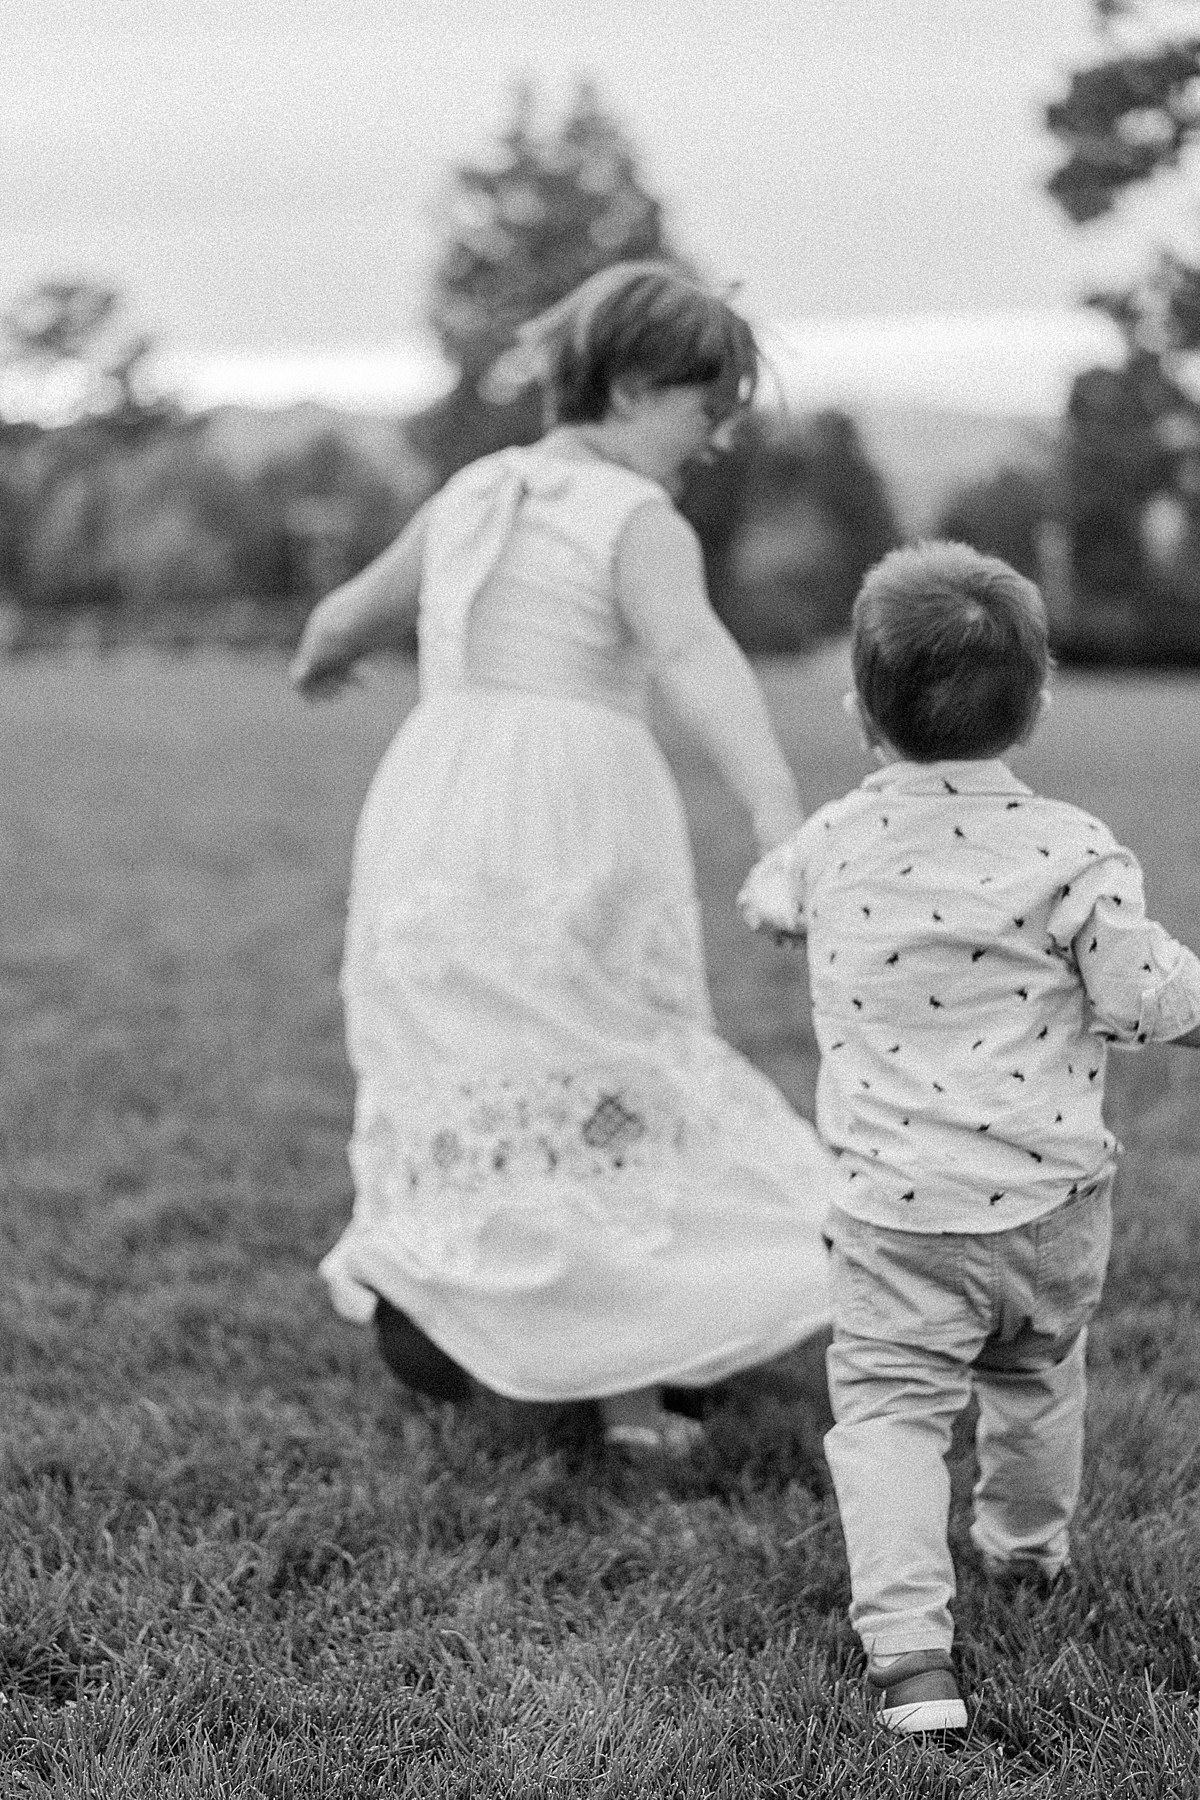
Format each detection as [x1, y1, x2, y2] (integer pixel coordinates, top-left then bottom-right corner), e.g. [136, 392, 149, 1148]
[319, 432, 837, 1400]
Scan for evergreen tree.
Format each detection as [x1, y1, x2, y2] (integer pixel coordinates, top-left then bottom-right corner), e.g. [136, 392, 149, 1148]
[408, 80, 679, 479]
[1045, 3, 1200, 635]
[1047, 9, 1200, 356]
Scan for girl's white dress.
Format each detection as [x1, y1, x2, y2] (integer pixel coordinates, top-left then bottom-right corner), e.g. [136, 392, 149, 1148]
[320, 433, 835, 1400]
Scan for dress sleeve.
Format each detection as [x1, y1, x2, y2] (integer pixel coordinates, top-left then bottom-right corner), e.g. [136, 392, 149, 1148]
[1047, 850, 1200, 1044]
[566, 464, 672, 569]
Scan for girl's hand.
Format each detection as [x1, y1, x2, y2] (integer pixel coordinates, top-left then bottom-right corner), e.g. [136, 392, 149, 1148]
[291, 658, 362, 700]
[289, 623, 360, 700]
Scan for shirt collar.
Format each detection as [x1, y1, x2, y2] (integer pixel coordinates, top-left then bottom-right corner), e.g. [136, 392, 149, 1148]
[860, 758, 1033, 798]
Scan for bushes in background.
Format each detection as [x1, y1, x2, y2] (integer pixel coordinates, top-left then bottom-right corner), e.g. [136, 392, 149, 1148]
[0, 408, 434, 650]
[934, 464, 1050, 582]
[684, 410, 901, 652]
[0, 401, 903, 657]
[934, 359, 1200, 665]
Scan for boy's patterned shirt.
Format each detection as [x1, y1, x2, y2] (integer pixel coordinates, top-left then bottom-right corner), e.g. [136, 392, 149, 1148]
[766, 759, 1200, 1232]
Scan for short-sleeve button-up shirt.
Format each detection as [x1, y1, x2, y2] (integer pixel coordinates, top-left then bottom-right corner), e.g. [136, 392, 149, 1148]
[741, 759, 1200, 1232]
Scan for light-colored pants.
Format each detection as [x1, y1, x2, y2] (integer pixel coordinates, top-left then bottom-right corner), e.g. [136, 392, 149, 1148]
[824, 1184, 1113, 1657]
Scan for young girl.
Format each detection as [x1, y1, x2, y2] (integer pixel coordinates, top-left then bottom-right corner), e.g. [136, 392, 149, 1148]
[291, 261, 838, 1453]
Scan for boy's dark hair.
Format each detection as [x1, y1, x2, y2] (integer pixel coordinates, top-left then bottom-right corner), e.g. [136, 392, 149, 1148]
[851, 541, 1049, 762]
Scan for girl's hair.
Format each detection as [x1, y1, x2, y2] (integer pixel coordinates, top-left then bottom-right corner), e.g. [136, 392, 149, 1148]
[485, 261, 758, 424]
[851, 541, 1050, 762]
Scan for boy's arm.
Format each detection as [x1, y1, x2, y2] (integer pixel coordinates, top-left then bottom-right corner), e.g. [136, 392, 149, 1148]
[290, 503, 430, 696]
[1048, 851, 1200, 1047]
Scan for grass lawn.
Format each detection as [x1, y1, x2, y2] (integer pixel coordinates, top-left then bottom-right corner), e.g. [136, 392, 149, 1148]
[2, 642, 1200, 1797]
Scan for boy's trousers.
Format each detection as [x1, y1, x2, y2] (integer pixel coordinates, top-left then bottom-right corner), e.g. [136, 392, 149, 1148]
[823, 1182, 1113, 1657]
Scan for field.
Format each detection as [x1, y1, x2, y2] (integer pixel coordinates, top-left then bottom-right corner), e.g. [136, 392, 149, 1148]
[3, 643, 1200, 1797]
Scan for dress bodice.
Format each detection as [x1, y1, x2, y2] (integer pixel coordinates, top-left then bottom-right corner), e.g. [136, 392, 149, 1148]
[417, 433, 670, 716]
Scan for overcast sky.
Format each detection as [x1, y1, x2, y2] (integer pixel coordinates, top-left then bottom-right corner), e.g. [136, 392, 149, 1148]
[1, 0, 1178, 357]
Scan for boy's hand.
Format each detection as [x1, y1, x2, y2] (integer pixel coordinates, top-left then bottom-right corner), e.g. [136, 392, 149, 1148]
[737, 851, 804, 942]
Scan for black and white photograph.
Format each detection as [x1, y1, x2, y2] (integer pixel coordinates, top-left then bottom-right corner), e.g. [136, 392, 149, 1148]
[4, 0, 1200, 1790]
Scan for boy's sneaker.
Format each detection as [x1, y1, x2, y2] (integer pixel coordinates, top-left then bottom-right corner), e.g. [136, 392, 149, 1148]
[868, 1650, 968, 1735]
[980, 1551, 1071, 1595]
[603, 1414, 705, 1459]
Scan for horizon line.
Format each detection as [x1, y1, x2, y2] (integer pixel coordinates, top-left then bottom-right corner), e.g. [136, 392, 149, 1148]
[3, 305, 1132, 425]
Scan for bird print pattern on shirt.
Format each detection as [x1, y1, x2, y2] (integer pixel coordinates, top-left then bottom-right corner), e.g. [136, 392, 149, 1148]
[763, 758, 1200, 1234]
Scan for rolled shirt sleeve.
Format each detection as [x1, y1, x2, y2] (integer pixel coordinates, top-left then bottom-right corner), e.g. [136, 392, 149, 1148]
[1048, 851, 1200, 1044]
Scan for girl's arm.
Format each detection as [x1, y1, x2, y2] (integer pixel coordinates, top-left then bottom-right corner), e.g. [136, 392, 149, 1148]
[615, 501, 802, 851]
[290, 503, 430, 697]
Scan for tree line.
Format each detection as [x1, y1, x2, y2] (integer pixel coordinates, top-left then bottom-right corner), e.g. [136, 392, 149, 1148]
[0, 82, 901, 656]
[6, 6, 1200, 662]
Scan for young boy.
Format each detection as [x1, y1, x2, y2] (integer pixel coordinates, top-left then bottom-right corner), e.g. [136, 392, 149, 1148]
[739, 541, 1200, 1734]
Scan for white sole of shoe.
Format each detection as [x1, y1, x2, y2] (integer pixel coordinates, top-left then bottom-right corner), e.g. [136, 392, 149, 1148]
[603, 1418, 705, 1456]
[880, 1697, 968, 1734]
